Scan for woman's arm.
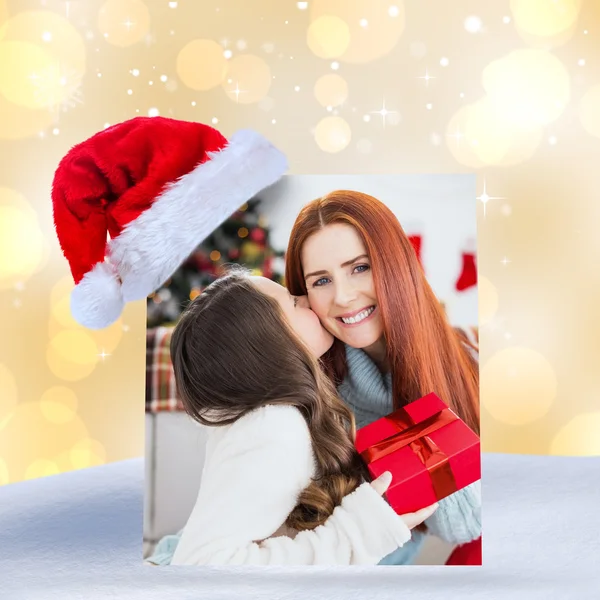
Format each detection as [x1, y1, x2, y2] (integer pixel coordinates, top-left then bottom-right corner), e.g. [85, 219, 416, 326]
[423, 480, 481, 544]
[171, 404, 412, 566]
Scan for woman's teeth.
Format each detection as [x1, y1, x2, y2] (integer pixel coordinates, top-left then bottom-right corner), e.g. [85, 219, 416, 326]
[340, 306, 375, 325]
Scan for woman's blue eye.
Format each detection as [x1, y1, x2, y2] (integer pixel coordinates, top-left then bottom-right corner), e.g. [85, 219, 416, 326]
[313, 277, 330, 287]
[354, 264, 370, 273]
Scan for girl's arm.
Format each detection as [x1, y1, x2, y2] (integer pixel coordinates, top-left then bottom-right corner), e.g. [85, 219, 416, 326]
[423, 480, 481, 544]
[171, 404, 412, 566]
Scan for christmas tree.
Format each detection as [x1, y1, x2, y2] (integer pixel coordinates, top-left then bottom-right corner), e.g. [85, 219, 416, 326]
[146, 198, 285, 328]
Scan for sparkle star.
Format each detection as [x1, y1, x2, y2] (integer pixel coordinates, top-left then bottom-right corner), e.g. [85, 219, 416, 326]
[417, 69, 435, 86]
[123, 19, 135, 32]
[446, 125, 465, 147]
[476, 179, 505, 217]
[370, 98, 398, 128]
[230, 82, 248, 103]
[500, 256, 511, 266]
[98, 349, 111, 360]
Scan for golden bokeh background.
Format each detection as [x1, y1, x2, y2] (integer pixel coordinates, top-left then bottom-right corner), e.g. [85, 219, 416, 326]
[1, 0, 599, 486]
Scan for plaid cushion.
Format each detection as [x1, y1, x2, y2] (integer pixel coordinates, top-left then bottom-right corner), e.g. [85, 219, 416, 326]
[145, 326, 184, 413]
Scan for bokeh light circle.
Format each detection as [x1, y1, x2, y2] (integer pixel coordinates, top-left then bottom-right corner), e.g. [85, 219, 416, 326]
[482, 49, 570, 131]
[0, 41, 58, 109]
[579, 84, 600, 139]
[0, 363, 18, 422]
[0, 189, 46, 290]
[222, 54, 271, 104]
[40, 386, 78, 425]
[307, 15, 350, 59]
[70, 438, 107, 469]
[25, 459, 60, 479]
[0, 10, 86, 73]
[313, 73, 348, 107]
[481, 347, 557, 425]
[0, 401, 90, 481]
[446, 98, 543, 168]
[309, 0, 405, 64]
[510, 0, 582, 40]
[47, 330, 100, 381]
[97, 0, 150, 47]
[550, 412, 600, 456]
[314, 116, 351, 153]
[176, 39, 227, 91]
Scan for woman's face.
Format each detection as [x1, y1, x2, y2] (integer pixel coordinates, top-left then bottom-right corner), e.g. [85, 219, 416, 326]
[250, 276, 334, 358]
[300, 223, 384, 351]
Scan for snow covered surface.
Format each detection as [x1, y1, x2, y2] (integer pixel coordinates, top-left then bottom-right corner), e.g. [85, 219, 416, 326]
[1, 452, 598, 599]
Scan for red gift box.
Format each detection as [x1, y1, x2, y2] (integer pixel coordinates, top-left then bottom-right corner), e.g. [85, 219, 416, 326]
[354, 392, 481, 515]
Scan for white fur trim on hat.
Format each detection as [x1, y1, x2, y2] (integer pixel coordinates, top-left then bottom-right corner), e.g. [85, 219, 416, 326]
[108, 129, 288, 302]
[70, 261, 125, 330]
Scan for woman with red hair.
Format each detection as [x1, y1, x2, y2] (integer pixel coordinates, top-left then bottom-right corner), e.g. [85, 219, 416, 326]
[285, 190, 481, 565]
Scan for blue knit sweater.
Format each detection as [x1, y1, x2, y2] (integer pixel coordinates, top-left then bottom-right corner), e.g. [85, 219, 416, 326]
[338, 344, 482, 565]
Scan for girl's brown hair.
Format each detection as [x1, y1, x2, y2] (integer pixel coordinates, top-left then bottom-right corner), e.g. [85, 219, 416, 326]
[285, 190, 480, 435]
[170, 268, 368, 531]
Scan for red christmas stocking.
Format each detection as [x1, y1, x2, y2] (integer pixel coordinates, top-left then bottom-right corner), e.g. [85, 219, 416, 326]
[408, 235, 422, 266]
[456, 251, 477, 291]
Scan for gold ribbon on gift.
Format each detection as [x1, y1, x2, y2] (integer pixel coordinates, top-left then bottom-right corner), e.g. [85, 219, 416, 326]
[360, 404, 459, 502]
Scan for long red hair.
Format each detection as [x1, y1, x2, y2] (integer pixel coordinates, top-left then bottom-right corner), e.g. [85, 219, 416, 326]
[285, 190, 480, 435]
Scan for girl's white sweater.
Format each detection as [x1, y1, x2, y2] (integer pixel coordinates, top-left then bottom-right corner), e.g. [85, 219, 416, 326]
[171, 404, 412, 566]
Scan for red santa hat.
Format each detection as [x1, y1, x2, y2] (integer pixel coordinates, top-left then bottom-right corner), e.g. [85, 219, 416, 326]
[52, 116, 287, 329]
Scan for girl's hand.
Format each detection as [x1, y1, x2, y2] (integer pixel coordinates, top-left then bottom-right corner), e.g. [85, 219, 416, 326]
[369, 471, 439, 530]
